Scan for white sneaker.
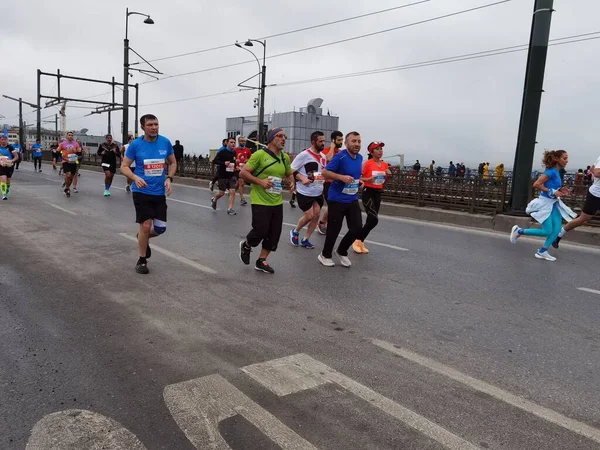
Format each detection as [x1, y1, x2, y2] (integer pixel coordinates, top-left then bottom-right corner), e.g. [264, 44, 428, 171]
[509, 225, 521, 244]
[535, 250, 556, 261]
[318, 253, 335, 267]
[334, 250, 352, 267]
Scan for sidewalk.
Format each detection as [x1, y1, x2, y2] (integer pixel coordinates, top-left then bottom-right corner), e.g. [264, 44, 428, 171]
[81, 164, 600, 247]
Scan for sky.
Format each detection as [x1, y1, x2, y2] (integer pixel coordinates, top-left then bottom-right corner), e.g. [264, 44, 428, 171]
[1, 0, 599, 170]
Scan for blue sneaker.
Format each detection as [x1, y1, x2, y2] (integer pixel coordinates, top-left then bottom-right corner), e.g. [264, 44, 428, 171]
[290, 229, 299, 246]
[300, 238, 315, 249]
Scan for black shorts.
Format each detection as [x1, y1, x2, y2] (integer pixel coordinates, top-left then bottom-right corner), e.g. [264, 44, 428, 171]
[62, 162, 78, 175]
[246, 204, 284, 252]
[101, 163, 117, 174]
[582, 191, 600, 216]
[0, 166, 15, 178]
[296, 192, 324, 212]
[218, 175, 238, 191]
[132, 192, 167, 223]
[323, 182, 331, 204]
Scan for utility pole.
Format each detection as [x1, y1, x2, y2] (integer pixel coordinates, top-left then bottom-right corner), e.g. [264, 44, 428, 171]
[259, 60, 266, 144]
[509, 0, 554, 214]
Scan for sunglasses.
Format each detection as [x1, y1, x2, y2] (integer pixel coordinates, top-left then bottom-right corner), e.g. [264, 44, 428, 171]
[275, 134, 288, 139]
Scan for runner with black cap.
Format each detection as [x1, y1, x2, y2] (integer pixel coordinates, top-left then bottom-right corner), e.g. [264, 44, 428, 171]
[239, 127, 294, 274]
[353, 141, 391, 254]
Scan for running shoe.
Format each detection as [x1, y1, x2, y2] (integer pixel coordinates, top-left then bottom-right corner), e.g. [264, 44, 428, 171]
[290, 229, 300, 246]
[64, 188, 70, 198]
[552, 236, 562, 249]
[289, 199, 296, 208]
[126, 185, 131, 192]
[334, 250, 352, 268]
[2, 195, 7, 201]
[535, 250, 556, 261]
[352, 240, 364, 254]
[103, 190, 111, 197]
[318, 253, 335, 267]
[300, 238, 315, 249]
[227, 208, 236, 216]
[61, 182, 66, 188]
[509, 225, 521, 244]
[135, 258, 149, 274]
[72, 188, 78, 193]
[39, 170, 42, 173]
[240, 198, 248, 206]
[317, 222, 327, 235]
[239, 240, 251, 265]
[211, 197, 217, 210]
[209, 180, 215, 191]
[360, 241, 369, 254]
[255, 258, 275, 274]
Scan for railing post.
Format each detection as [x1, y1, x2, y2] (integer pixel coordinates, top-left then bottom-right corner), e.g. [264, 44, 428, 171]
[470, 176, 478, 214]
[194, 160, 199, 178]
[417, 173, 424, 206]
[499, 177, 508, 213]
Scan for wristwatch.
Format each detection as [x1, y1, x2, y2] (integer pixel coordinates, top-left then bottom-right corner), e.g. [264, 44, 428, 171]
[167, 176, 174, 182]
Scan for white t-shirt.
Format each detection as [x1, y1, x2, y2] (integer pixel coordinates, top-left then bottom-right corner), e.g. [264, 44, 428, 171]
[124, 143, 135, 168]
[290, 148, 327, 197]
[588, 156, 600, 197]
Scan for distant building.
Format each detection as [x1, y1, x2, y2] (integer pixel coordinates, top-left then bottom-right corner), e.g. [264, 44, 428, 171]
[226, 98, 340, 155]
[2, 125, 117, 152]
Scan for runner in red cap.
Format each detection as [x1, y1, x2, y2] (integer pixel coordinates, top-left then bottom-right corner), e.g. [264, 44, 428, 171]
[352, 141, 391, 254]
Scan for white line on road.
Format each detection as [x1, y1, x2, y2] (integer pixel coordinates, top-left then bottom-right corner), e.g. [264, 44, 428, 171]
[282, 222, 409, 252]
[243, 353, 479, 450]
[372, 339, 600, 445]
[46, 203, 77, 215]
[577, 287, 600, 295]
[44, 177, 63, 183]
[167, 197, 213, 210]
[118, 233, 217, 274]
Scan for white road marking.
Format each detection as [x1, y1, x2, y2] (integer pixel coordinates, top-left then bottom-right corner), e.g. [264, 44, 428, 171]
[577, 287, 600, 295]
[164, 373, 317, 450]
[242, 353, 479, 450]
[168, 197, 214, 210]
[46, 202, 77, 215]
[372, 339, 600, 445]
[282, 222, 409, 252]
[26, 409, 147, 450]
[119, 233, 217, 274]
[44, 177, 63, 183]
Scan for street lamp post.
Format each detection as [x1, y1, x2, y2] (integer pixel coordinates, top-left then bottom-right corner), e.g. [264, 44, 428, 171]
[237, 39, 267, 143]
[123, 7, 154, 146]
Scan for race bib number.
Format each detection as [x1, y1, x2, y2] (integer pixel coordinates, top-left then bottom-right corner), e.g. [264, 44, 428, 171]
[143, 159, 165, 176]
[342, 181, 359, 195]
[67, 153, 78, 163]
[372, 171, 386, 186]
[312, 172, 325, 186]
[101, 163, 111, 168]
[226, 162, 235, 172]
[267, 176, 283, 195]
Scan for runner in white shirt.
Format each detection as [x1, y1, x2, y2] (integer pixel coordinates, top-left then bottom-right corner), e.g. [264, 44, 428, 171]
[553, 154, 600, 248]
[289, 131, 327, 249]
[121, 135, 134, 192]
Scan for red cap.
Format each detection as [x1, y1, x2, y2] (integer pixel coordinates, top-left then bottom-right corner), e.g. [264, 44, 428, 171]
[368, 141, 385, 152]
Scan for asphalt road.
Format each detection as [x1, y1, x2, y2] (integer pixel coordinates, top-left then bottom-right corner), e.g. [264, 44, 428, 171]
[1, 163, 599, 450]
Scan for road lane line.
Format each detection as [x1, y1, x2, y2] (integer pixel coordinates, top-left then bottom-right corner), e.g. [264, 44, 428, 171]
[577, 287, 600, 295]
[167, 197, 213, 210]
[119, 233, 217, 274]
[46, 203, 77, 215]
[372, 339, 600, 445]
[44, 177, 63, 183]
[164, 374, 317, 450]
[282, 222, 409, 252]
[243, 353, 479, 450]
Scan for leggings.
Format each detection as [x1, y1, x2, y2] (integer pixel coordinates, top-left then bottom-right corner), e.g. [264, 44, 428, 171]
[358, 187, 382, 241]
[33, 157, 42, 170]
[522, 203, 562, 249]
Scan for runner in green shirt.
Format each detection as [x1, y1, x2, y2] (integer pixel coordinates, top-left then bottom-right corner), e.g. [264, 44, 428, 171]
[239, 127, 295, 274]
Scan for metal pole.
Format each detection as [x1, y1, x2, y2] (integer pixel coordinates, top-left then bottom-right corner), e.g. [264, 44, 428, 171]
[258, 40, 267, 143]
[109, 76, 115, 135]
[55, 114, 58, 142]
[123, 9, 130, 147]
[37, 69, 41, 142]
[18, 98, 24, 148]
[134, 83, 139, 137]
[508, 0, 554, 214]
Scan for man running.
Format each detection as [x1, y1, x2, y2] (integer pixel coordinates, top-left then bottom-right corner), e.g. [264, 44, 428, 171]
[31, 138, 43, 172]
[12, 139, 22, 170]
[234, 135, 252, 206]
[239, 127, 294, 274]
[50, 140, 60, 171]
[317, 130, 343, 235]
[318, 131, 363, 268]
[98, 134, 120, 196]
[121, 135, 135, 192]
[58, 132, 81, 197]
[289, 131, 327, 249]
[553, 156, 600, 248]
[121, 114, 176, 274]
[0, 135, 19, 200]
[210, 139, 227, 191]
[211, 137, 238, 215]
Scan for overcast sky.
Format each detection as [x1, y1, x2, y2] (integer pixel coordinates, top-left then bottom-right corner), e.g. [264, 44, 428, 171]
[1, 0, 599, 169]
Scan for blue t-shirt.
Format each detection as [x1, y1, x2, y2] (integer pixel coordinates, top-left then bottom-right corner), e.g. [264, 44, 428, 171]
[325, 149, 363, 203]
[32, 143, 43, 157]
[125, 135, 174, 196]
[541, 168, 562, 198]
[12, 144, 21, 154]
[0, 145, 15, 159]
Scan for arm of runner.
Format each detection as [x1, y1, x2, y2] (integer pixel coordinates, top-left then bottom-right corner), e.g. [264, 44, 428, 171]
[532, 174, 550, 193]
[285, 166, 296, 193]
[592, 165, 600, 177]
[165, 154, 176, 196]
[325, 145, 335, 162]
[121, 156, 147, 188]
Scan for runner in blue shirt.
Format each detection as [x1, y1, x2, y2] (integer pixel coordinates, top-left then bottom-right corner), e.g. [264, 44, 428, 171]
[0, 135, 19, 200]
[121, 114, 176, 274]
[12, 140, 22, 170]
[31, 139, 43, 172]
[318, 131, 363, 268]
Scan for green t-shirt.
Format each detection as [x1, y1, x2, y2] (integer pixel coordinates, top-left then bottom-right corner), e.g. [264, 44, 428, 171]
[246, 149, 292, 206]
